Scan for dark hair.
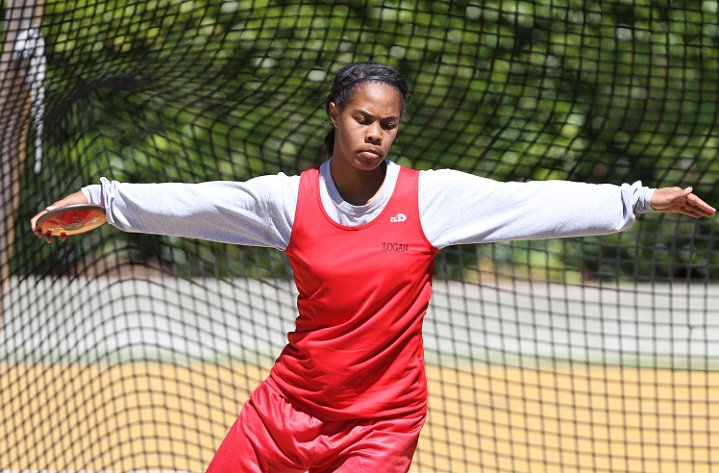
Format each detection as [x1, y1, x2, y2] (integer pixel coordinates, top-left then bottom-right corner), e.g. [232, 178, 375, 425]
[324, 62, 410, 155]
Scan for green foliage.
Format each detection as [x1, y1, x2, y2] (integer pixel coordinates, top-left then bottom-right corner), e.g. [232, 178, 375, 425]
[12, 0, 719, 281]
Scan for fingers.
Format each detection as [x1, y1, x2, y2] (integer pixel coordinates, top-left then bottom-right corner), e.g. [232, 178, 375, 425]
[652, 185, 716, 218]
[30, 206, 52, 242]
[33, 227, 63, 244]
[685, 198, 716, 218]
[32, 227, 54, 244]
[676, 191, 716, 218]
[30, 191, 89, 243]
[672, 195, 715, 219]
[30, 204, 64, 244]
[30, 210, 43, 232]
[686, 193, 716, 217]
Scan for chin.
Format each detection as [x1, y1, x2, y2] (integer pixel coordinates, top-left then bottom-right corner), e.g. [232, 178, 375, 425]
[355, 156, 386, 171]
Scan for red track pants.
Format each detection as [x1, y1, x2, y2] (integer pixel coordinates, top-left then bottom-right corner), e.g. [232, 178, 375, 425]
[205, 378, 425, 472]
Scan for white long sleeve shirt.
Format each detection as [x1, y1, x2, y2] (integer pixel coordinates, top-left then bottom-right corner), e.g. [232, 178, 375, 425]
[81, 160, 655, 250]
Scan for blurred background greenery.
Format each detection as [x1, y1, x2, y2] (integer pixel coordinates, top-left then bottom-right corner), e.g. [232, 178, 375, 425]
[8, 0, 719, 282]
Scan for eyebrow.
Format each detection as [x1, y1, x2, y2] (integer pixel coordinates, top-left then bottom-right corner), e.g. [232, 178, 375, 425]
[353, 108, 400, 121]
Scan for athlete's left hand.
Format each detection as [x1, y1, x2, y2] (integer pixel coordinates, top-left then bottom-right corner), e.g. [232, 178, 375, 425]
[652, 186, 716, 218]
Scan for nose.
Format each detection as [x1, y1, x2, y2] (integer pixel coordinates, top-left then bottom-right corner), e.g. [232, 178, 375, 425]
[365, 122, 382, 144]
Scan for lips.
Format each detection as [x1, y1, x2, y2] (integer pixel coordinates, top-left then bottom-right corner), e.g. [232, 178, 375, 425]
[359, 149, 383, 159]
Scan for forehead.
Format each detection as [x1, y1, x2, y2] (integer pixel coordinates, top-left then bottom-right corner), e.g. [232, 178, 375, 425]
[345, 82, 402, 116]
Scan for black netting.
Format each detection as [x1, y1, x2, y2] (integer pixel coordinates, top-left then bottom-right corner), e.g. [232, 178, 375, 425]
[2, 1, 718, 472]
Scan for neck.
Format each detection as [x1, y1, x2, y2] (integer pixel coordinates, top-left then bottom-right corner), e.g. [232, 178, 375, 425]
[329, 159, 387, 206]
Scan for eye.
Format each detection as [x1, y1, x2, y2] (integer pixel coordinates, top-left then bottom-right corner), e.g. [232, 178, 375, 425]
[383, 122, 398, 130]
[355, 116, 368, 125]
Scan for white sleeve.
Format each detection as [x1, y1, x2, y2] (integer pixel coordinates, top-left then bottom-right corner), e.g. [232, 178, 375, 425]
[418, 169, 656, 249]
[81, 173, 300, 250]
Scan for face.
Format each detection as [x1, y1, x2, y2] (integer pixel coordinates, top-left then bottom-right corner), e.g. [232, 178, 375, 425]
[328, 82, 402, 172]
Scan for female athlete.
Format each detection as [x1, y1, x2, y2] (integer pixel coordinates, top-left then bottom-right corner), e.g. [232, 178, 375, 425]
[31, 62, 715, 472]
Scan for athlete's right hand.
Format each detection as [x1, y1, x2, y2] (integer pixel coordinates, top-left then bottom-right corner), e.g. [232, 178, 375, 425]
[30, 191, 89, 243]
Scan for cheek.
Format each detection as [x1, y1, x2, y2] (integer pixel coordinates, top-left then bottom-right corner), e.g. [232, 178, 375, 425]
[333, 125, 355, 152]
[339, 120, 362, 140]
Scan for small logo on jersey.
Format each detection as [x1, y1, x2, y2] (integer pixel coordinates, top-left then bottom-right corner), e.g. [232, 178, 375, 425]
[390, 213, 407, 223]
[383, 242, 409, 253]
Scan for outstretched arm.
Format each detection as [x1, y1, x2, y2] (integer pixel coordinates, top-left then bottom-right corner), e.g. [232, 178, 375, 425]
[30, 174, 301, 249]
[418, 169, 716, 249]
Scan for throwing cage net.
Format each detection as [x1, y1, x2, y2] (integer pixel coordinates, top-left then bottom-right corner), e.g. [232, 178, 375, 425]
[2, 1, 719, 472]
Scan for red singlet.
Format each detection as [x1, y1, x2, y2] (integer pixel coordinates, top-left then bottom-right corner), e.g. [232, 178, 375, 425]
[271, 166, 438, 421]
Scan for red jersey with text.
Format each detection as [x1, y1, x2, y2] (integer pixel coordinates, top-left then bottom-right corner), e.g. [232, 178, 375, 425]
[270, 166, 438, 421]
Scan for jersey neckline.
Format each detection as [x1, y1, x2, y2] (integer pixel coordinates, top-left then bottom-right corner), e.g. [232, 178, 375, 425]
[316, 160, 404, 231]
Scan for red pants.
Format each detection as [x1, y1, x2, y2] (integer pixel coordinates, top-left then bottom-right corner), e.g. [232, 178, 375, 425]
[205, 379, 425, 472]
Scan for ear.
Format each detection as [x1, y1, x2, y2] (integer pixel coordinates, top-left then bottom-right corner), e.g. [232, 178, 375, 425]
[328, 102, 340, 127]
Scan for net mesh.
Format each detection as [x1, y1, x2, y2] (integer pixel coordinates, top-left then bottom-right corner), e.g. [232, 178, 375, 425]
[2, 1, 719, 472]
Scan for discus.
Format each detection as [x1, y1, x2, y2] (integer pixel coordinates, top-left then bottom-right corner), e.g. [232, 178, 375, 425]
[35, 204, 106, 236]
